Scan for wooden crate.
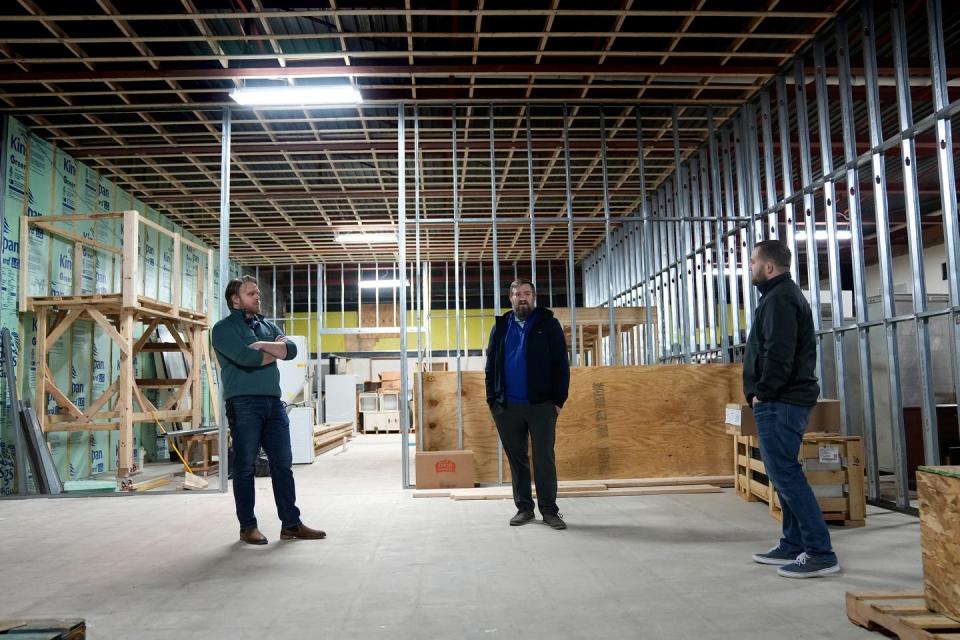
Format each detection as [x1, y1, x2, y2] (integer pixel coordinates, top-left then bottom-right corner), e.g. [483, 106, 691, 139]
[417, 364, 742, 483]
[917, 466, 960, 623]
[733, 432, 866, 527]
[846, 592, 960, 639]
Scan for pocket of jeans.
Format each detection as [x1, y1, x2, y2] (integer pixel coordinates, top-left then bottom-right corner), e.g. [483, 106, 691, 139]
[752, 402, 776, 416]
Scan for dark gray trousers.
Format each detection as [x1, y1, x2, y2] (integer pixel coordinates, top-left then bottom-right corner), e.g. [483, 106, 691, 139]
[491, 401, 559, 515]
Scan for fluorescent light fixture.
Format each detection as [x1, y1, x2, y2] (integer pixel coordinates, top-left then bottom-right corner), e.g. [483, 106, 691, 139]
[359, 279, 409, 289]
[335, 232, 397, 244]
[795, 229, 853, 242]
[229, 85, 362, 106]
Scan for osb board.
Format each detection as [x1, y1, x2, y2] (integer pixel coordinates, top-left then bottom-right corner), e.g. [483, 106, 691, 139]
[417, 364, 743, 484]
[917, 466, 960, 623]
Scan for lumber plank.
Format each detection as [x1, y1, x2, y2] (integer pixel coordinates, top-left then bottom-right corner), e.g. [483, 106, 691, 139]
[446, 484, 722, 500]
[129, 474, 172, 492]
[411, 489, 454, 498]
[86, 307, 130, 356]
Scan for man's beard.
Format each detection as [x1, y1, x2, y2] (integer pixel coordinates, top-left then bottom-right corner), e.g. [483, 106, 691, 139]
[514, 303, 531, 320]
[750, 272, 767, 286]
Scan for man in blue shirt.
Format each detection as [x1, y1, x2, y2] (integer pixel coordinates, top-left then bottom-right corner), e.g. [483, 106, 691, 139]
[485, 279, 570, 529]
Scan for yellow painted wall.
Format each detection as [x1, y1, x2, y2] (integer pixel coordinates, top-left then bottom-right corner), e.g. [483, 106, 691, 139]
[285, 309, 501, 353]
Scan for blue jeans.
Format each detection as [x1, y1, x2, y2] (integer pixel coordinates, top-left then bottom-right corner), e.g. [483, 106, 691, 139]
[753, 401, 836, 561]
[226, 396, 301, 530]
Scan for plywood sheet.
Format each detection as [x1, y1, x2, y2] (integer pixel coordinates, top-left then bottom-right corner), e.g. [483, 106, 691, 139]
[417, 364, 743, 483]
[917, 466, 960, 623]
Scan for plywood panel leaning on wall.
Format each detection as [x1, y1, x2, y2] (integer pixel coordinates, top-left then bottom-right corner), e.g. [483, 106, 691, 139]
[916, 465, 960, 623]
[417, 364, 743, 484]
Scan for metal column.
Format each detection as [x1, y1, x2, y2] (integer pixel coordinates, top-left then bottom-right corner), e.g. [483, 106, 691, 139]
[835, 15, 879, 500]
[673, 108, 693, 362]
[397, 104, 411, 488]
[863, 1, 910, 507]
[526, 108, 537, 284]
[452, 106, 464, 449]
[415, 106, 426, 449]
[563, 105, 578, 366]
[708, 107, 730, 363]
[216, 106, 231, 494]
[793, 59, 825, 384]
[599, 108, 616, 365]
[814, 40, 849, 431]
[490, 106, 503, 484]
[926, 0, 960, 455]
[892, 0, 940, 466]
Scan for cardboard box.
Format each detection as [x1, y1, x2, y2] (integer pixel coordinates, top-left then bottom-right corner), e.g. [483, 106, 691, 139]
[416, 450, 475, 489]
[379, 371, 401, 391]
[725, 399, 842, 436]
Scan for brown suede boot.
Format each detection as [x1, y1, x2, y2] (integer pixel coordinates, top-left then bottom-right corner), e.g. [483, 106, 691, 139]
[280, 523, 326, 540]
[239, 527, 268, 545]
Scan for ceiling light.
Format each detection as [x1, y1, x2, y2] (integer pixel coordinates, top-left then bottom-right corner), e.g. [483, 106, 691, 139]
[229, 85, 362, 106]
[359, 279, 409, 289]
[795, 229, 853, 242]
[335, 232, 397, 244]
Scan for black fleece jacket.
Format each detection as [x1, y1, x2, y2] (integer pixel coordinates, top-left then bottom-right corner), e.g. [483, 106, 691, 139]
[743, 272, 820, 407]
[485, 307, 570, 408]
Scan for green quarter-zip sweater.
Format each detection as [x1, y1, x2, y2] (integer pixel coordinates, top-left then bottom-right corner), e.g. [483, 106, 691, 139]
[211, 309, 298, 401]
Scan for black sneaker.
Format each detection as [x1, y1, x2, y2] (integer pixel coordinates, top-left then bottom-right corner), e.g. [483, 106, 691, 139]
[509, 510, 535, 526]
[542, 512, 567, 530]
[752, 545, 801, 566]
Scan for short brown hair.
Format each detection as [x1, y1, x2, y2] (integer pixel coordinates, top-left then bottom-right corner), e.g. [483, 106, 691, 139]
[754, 239, 792, 270]
[224, 275, 258, 311]
[509, 278, 536, 297]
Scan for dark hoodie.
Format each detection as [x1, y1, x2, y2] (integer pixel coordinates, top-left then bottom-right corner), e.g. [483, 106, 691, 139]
[484, 306, 570, 408]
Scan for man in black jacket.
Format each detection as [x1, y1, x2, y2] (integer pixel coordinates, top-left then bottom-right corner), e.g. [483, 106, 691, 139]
[485, 279, 570, 529]
[745, 240, 839, 578]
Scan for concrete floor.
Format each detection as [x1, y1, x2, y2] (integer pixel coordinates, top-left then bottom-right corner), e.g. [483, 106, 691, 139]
[0, 434, 923, 639]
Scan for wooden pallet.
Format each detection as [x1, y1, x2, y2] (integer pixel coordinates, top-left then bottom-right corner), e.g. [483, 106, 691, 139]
[0, 618, 85, 638]
[846, 592, 960, 639]
[733, 432, 866, 527]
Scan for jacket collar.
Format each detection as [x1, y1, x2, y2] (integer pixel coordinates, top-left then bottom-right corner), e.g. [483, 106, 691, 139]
[757, 272, 791, 296]
[232, 308, 263, 327]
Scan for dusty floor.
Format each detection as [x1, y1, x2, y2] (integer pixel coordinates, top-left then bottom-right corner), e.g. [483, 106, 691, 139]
[0, 434, 923, 639]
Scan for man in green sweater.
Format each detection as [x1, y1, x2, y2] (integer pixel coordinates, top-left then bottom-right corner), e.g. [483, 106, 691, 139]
[212, 275, 325, 545]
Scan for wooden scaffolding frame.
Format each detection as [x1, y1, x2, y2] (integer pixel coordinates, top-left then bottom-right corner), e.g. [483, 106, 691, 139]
[552, 307, 651, 366]
[18, 210, 220, 478]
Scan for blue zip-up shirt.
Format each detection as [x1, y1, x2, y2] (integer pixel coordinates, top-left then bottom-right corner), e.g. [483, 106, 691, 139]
[503, 309, 536, 405]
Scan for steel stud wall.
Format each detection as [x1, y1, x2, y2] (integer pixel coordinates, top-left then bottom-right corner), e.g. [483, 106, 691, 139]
[581, 0, 960, 511]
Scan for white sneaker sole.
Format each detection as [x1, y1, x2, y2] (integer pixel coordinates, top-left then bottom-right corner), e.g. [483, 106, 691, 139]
[777, 564, 841, 578]
[752, 554, 796, 566]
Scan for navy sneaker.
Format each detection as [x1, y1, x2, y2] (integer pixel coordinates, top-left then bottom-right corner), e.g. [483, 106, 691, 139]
[777, 552, 840, 578]
[752, 545, 801, 566]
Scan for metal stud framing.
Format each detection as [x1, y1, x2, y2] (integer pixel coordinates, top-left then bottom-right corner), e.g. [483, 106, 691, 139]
[7, 2, 960, 509]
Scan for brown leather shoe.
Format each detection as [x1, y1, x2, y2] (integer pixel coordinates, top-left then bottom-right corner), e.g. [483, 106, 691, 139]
[280, 523, 326, 540]
[239, 527, 268, 545]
